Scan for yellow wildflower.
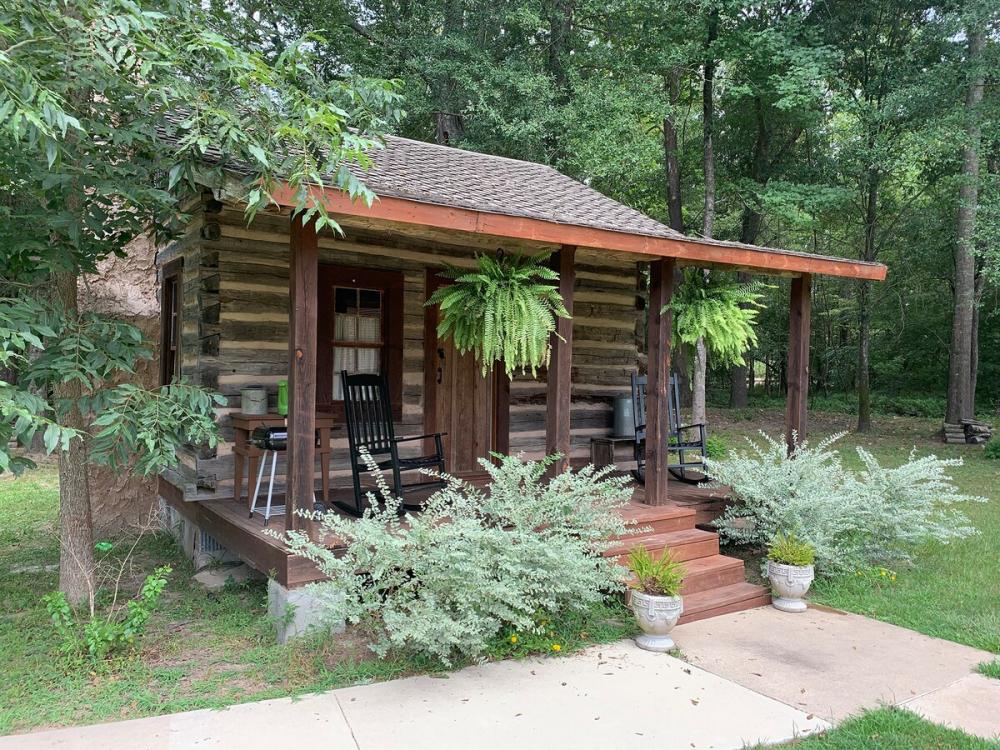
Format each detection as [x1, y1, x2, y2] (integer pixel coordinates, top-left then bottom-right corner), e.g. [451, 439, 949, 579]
[551, 643, 562, 652]
[510, 634, 519, 645]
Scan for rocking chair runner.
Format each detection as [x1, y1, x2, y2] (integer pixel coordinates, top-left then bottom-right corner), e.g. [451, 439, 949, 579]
[631, 372, 708, 485]
[338, 371, 447, 517]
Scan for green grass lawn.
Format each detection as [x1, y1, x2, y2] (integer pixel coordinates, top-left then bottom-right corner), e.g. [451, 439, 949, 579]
[0, 464, 634, 735]
[2, 410, 997, 737]
[714, 410, 1000, 656]
[773, 707, 998, 749]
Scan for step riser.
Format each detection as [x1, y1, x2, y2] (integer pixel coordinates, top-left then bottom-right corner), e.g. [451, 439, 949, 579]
[610, 536, 718, 567]
[617, 515, 695, 538]
[680, 565, 747, 596]
[678, 593, 771, 625]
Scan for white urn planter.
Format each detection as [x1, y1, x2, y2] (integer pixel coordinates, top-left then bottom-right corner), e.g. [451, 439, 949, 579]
[767, 560, 815, 613]
[629, 590, 683, 652]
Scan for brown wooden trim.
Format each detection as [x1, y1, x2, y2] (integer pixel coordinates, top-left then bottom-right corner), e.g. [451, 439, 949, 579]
[316, 263, 404, 421]
[270, 184, 888, 281]
[644, 258, 676, 506]
[545, 245, 575, 472]
[287, 214, 319, 532]
[492, 363, 510, 459]
[785, 274, 812, 454]
[423, 269, 441, 448]
[424, 269, 509, 459]
[159, 257, 183, 386]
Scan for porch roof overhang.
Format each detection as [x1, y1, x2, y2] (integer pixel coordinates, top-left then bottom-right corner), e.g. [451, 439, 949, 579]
[269, 182, 887, 282]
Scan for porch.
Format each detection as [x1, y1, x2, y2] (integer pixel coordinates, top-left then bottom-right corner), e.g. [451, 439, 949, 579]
[159, 473, 765, 624]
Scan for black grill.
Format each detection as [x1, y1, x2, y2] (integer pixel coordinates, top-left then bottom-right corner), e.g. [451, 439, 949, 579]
[249, 426, 321, 451]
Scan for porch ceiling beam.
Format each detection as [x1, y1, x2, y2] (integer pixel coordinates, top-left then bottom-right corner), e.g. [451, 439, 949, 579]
[545, 245, 576, 472]
[269, 184, 887, 282]
[785, 274, 812, 455]
[644, 258, 676, 506]
[286, 213, 319, 531]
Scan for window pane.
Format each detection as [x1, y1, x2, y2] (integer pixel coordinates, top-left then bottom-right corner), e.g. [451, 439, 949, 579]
[334, 288, 359, 341]
[332, 347, 356, 400]
[358, 289, 382, 343]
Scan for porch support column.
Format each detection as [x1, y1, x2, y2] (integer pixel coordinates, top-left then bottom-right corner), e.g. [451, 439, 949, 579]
[785, 273, 812, 455]
[286, 213, 319, 532]
[545, 245, 576, 473]
[645, 258, 676, 506]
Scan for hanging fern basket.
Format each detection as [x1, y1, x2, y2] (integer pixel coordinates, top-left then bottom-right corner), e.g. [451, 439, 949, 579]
[426, 251, 570, 378]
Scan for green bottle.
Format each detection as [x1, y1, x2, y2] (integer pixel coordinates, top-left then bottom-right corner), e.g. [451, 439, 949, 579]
[277, 379, 288, 416]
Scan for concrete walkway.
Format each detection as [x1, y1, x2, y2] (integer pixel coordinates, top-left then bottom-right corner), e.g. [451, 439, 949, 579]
[674, 604, 1000, 740]
[2, 641, 827, 750]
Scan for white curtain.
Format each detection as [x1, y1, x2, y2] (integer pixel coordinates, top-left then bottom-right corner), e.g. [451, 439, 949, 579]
[331, 290, 381, 400]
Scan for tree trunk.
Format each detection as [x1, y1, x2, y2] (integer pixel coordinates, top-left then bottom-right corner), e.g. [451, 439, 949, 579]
[945, 29, 985, 425]
[434, 0, 466, 146]
[54, 270, 96, 611]
[970, 273, 984, 411]
[730, 97, 769, 408]
[856, 166, 879, 433]
[701, 9, 717, 239]
[691, 337, 708, 424]
[662, 67, 688, 397]
[691, 7, 717, 426]
[663, 68, 684, 233]
[544, 0, 574, 163]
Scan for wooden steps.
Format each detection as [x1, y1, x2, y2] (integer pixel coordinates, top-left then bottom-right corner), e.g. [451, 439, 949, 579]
[678, 582, 772, 624]
[610, 501, 769, 622]
[607, 528, 719, 565]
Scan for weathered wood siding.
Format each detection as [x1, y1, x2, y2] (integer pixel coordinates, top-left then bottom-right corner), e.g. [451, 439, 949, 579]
[164, 205, 643, 499]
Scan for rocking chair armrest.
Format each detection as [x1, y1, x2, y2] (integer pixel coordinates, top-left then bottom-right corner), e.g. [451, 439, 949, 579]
[634, 423, 646, 434]
[676, 422, 706, 432]
[394, 432, 447, 443]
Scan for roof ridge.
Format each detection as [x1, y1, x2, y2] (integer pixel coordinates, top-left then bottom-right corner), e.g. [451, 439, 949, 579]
[380, 133, 565, 172]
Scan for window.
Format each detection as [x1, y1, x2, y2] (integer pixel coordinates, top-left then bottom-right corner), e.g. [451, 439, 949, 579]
[159, 259, 183, 385]
[317, 265, 403, 418]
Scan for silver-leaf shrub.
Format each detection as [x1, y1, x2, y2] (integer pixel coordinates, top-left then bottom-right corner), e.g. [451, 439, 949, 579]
[705, 432, 984, 576]
[282, 453, 632, 665]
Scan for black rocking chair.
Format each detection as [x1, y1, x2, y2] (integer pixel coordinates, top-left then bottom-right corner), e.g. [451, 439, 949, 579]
[338, 371, 447, 517]
[631, 371, 708, 485]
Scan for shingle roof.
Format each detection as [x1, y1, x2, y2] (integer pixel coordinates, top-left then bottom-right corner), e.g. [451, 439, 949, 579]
[354, 134, 682, 240]
[189, 127, 884, 278]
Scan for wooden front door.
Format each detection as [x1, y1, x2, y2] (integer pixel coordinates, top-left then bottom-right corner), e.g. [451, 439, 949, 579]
[424, 271, 509, 474]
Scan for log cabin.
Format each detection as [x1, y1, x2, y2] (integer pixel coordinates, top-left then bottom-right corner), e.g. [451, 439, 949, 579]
[155, 134, 887, 628]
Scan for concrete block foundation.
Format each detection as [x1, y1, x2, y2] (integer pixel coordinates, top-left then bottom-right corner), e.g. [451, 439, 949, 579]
[267, 579, 344, 644]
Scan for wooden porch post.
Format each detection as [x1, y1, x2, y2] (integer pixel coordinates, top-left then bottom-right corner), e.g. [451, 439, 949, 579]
[545, 245, 576, 473]
[645, 258, 676, 506]
[785, 274, 812, 455]
[286, 213, 319, 531]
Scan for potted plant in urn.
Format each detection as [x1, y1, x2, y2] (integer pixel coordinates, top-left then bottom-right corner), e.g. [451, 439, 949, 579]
[766, 532, 815, 613]
[627, 545, 686, 652]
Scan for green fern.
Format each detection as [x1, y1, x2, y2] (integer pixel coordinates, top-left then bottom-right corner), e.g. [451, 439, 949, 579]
[427, 252, 570, 378]
[665, 269, 771, 368]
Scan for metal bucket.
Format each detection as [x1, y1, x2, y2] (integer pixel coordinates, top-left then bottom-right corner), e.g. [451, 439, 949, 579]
[240, 387, 268, 415]
[613, 394, 635, 438]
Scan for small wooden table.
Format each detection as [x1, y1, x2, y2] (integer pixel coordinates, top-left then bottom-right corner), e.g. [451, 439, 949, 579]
[232, 412, 336, 511]
[590, 435, 635, 469]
